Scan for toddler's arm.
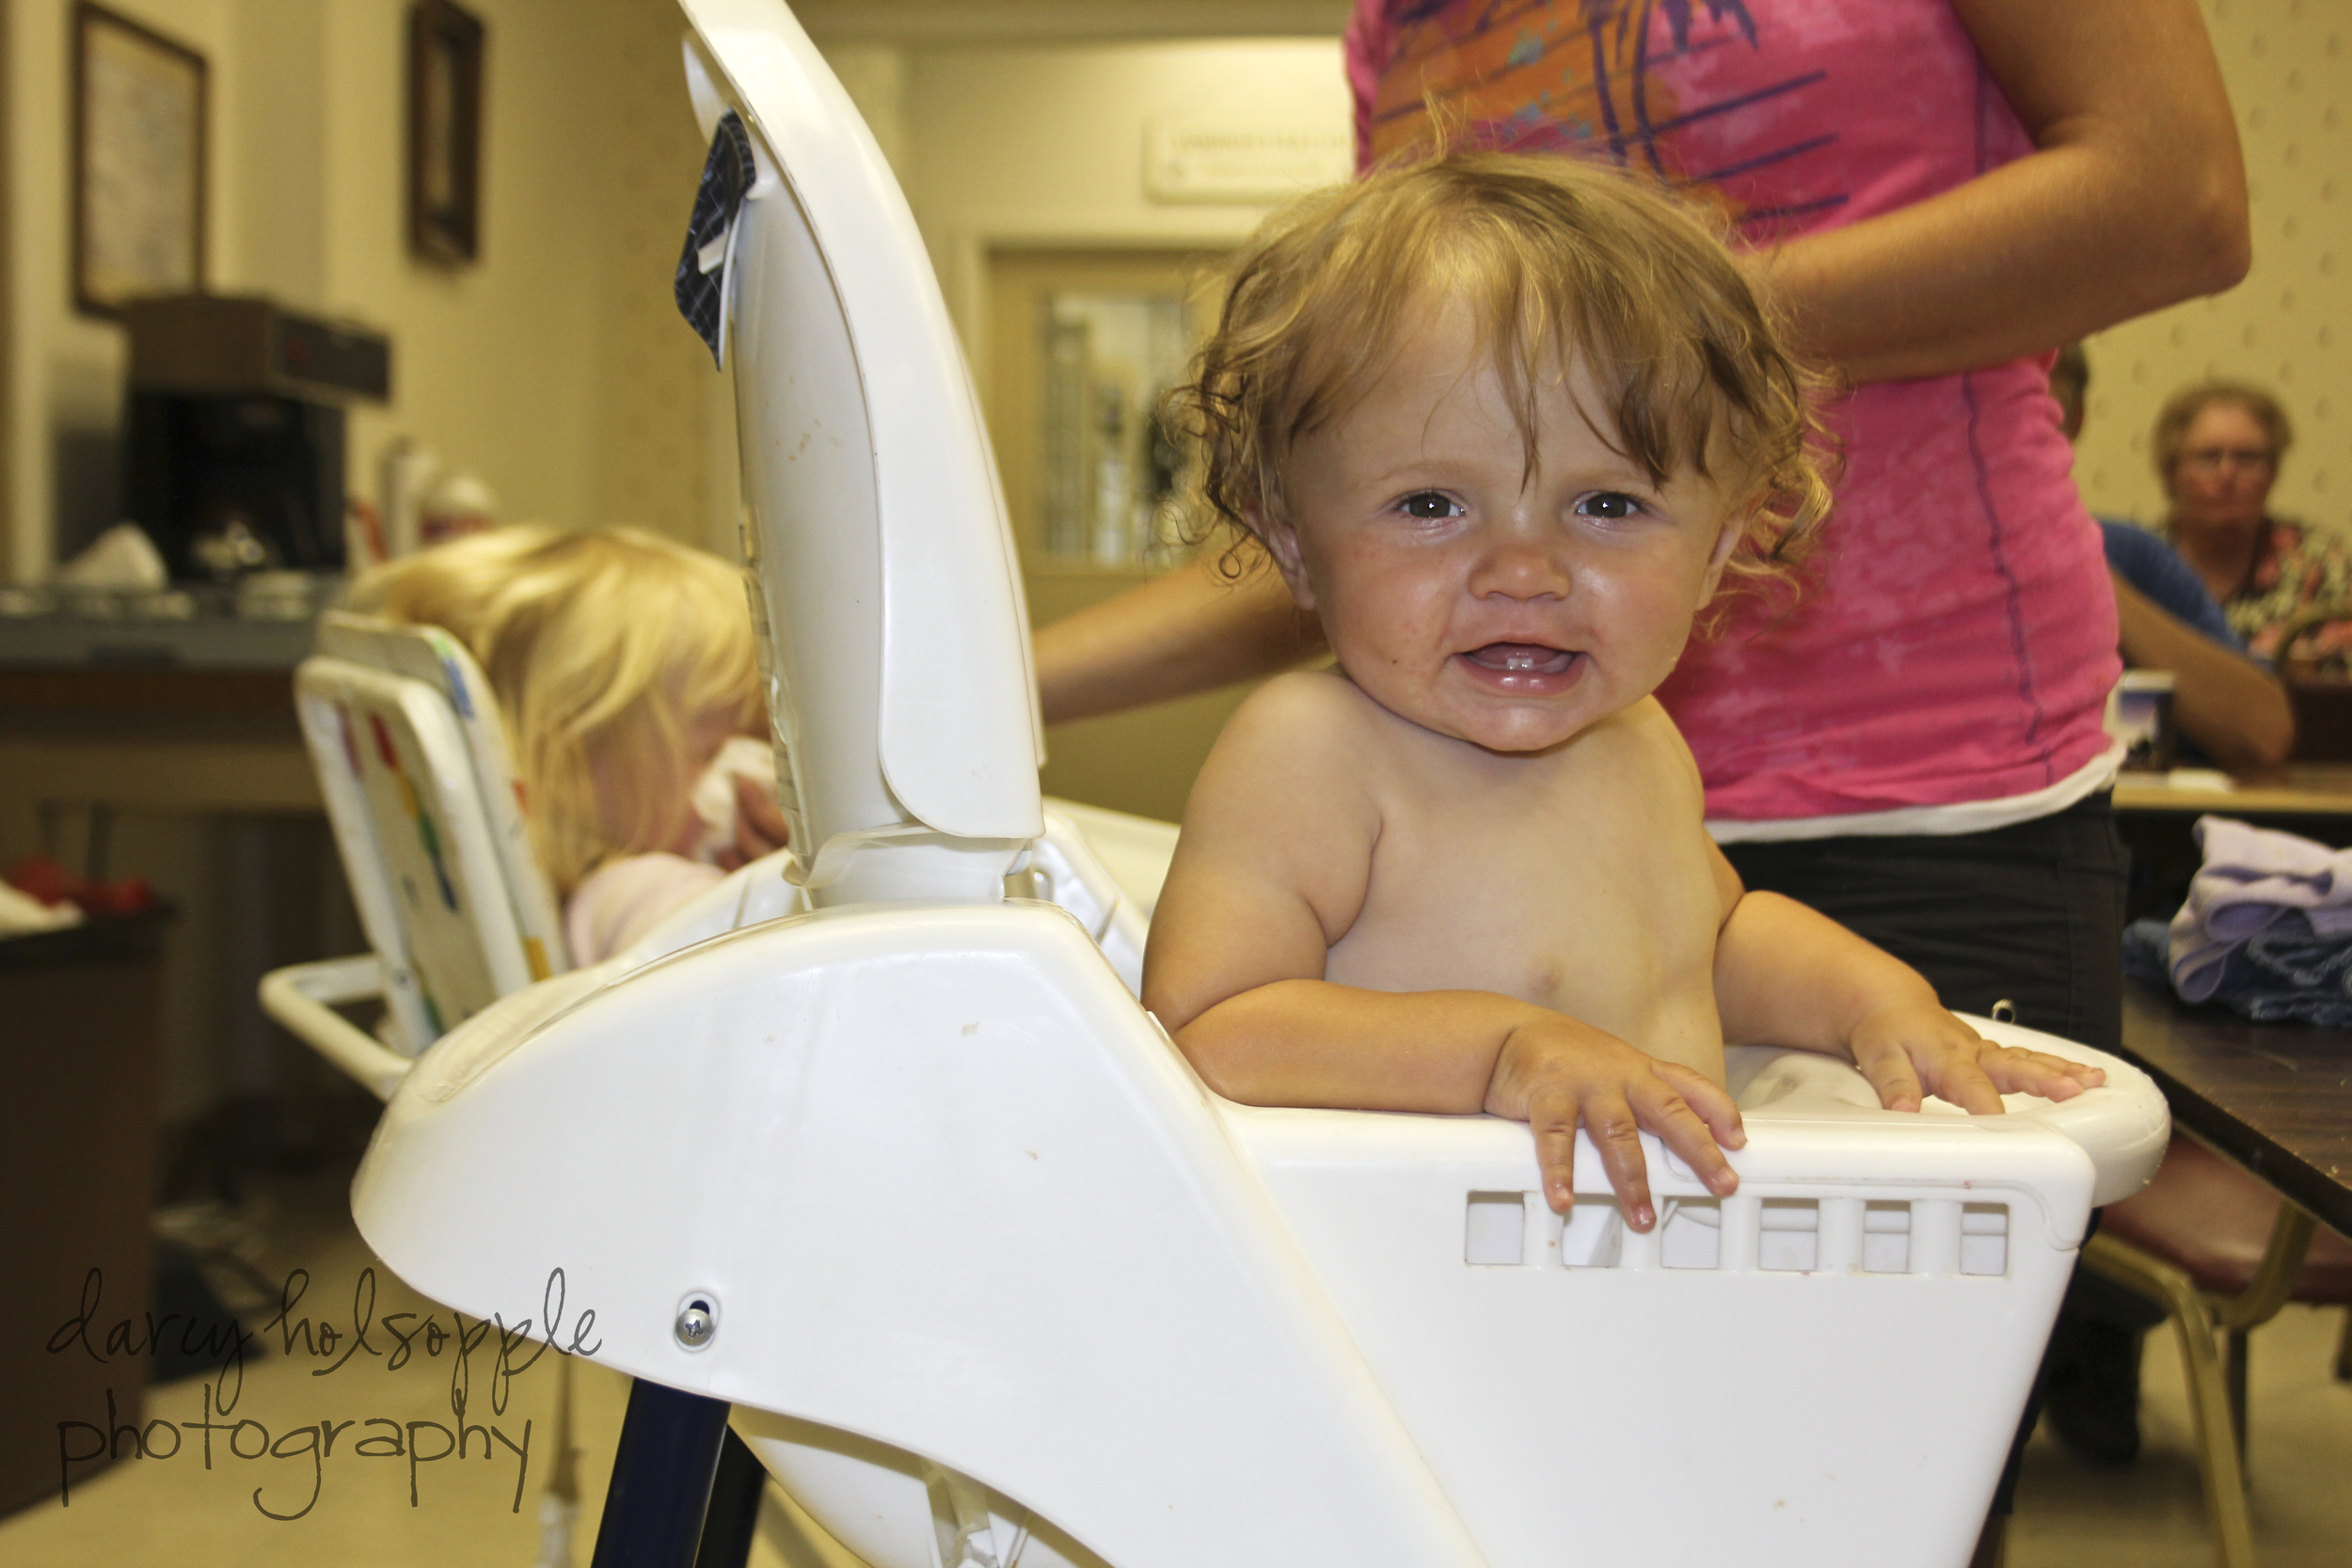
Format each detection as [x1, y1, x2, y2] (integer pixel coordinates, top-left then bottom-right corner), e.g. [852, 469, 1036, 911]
[1707, 849, 2106, 1113]
[1144, 676, 1742, 1227]
[1162, 978, 1744, 1229]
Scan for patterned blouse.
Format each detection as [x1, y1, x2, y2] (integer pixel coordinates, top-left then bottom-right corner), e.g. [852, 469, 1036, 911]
[2182, 517, 2352, 673]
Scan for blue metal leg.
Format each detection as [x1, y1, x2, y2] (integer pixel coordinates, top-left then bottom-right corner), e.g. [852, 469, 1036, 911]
[589, 1379, 731, 1568]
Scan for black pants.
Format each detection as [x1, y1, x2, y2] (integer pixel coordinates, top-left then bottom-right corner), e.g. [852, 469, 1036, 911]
[1721, 792, 2126, 1053]
[1721, 791, 2129, 1515]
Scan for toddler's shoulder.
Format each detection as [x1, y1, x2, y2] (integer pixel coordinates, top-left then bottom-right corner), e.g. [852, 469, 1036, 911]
[1586, 697, 1707, 796]
[1219, 668, 1391, 763]
[1189, 669, 1389, 840]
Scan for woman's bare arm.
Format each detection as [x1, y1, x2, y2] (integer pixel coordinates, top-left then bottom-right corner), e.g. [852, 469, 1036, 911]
[1033, 555, 1322, 726]
[1756, 0, 2249, 383]
[2111, 574, 2294, 769]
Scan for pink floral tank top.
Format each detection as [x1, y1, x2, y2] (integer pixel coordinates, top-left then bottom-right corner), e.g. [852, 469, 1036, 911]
[1346, 0, 2120, 828]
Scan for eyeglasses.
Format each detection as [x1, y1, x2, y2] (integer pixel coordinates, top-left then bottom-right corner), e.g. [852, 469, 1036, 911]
[2180, 447, 2275, 474]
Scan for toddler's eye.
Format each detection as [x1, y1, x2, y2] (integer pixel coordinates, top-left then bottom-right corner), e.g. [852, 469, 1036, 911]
[1399, 491, 1463, 520]
[1577, 492, 1645, 520]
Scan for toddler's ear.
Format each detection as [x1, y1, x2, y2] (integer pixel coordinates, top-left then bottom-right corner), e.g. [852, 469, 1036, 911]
[1257, 515, 1318, 610]
[1697, 503, 1751, 599]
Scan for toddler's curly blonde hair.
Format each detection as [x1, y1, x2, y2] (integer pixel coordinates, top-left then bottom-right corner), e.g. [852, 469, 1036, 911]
[1165, 150, 1831, 606]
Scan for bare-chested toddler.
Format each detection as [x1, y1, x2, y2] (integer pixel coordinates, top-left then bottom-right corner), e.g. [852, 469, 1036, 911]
[1141, 152, 2105, 1231]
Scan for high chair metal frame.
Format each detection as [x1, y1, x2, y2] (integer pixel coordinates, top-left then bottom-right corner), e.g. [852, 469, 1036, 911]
[282, 5, 2176, 1564]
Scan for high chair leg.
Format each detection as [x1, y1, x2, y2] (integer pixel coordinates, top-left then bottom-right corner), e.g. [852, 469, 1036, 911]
[693, 1428, 766, 1568]
[1967, 1513, 2007, 1568]
[589, 1380, 733, 1568]
[2084, 1235, 2257, 1568]
[2225, 1327, 2250, 1462]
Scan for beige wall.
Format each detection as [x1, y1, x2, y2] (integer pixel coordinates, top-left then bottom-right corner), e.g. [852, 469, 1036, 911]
[2074, 0, 2352, 531]
[898, 37, 1349, 385]
[3, 0, 720, 581]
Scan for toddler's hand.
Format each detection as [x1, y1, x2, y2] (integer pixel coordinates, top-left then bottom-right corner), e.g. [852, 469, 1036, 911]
[716, 771, 791, 871]
[1846, 999, 2106, 1115]
[1485, 1013, 1744, 1230]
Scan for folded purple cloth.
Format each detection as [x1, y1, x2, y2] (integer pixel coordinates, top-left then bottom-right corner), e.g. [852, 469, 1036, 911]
[2169, 816, 2352, 1001]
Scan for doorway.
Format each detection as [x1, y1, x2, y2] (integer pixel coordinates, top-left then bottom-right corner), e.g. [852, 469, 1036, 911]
[986, 246, 1266, 823]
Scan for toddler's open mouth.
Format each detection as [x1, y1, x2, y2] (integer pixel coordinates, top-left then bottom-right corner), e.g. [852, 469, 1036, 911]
[1456, 641, 1584, 692]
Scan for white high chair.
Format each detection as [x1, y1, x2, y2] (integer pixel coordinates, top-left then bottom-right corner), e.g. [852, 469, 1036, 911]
[321, 5, 2174, 1565]
[261, 612, 578, 1092]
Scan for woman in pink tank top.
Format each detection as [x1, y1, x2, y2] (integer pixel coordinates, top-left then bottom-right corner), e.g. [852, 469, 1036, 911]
[1032, 0, 2247, 1524]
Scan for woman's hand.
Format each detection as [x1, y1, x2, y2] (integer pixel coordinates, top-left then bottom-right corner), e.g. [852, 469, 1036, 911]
[1845, 998, 2107, 1116]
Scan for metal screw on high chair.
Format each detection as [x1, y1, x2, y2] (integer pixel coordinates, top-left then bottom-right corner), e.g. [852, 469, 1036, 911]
[675, 1297, 719, 1349]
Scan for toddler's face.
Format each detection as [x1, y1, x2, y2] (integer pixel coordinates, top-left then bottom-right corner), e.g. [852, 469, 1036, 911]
[1269, 299, 1746, 754]
[592, 708, 741, 859]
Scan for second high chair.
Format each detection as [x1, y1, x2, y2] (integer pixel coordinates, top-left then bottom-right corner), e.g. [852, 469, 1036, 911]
[327, 4, 2175, 1564]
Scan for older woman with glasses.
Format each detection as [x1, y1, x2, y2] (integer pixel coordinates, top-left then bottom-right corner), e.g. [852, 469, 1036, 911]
[2160, 383, 2352, 672]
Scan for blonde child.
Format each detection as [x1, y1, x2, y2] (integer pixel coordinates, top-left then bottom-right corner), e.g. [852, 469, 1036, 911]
[349, 525, 777, 963]
[1141, 153, 2105, 1230]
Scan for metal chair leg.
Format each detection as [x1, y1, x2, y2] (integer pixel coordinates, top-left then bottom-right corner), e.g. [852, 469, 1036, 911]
[589, 1379, 733, 1568]
[2085, 1235, 2258, 1568]
[2213, 1204, 2318, 1471]
[2335, 1307, 2352, 1383]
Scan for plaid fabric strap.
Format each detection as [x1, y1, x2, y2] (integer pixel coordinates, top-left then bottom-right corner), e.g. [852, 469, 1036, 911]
[675, 110, 756, 368]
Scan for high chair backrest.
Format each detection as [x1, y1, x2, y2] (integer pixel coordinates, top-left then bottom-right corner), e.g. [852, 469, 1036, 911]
[682, 0, 1041, 906]
[295, 611, 569, 1051]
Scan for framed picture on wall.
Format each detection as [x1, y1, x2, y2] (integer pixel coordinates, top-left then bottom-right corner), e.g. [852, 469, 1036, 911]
[72, 3, 208, 318]
[408, 0, 486, 265]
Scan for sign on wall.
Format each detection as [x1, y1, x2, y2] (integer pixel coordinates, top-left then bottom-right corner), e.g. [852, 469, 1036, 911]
[1142, 119, 1352, 205]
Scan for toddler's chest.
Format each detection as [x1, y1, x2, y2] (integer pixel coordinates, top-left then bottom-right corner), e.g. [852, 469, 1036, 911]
[1330, 771, 1721, 1007]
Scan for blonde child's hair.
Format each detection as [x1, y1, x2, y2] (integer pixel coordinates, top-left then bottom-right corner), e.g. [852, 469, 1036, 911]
[1166, 150, 1831, 602]
[349, 525, 764, 895]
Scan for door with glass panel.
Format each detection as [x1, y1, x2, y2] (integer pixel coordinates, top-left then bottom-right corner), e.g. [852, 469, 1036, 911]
[988, 247, 1266, 822]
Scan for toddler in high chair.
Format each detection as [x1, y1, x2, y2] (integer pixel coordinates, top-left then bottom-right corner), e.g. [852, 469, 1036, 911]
[350, 525, 780, 964]
[1140, 152, 2105, 1230]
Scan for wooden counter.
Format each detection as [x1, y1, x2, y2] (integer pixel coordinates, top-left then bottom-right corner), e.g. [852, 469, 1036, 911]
[2113, 764, 2352, 820]
[2119, 979, 2352, 1237]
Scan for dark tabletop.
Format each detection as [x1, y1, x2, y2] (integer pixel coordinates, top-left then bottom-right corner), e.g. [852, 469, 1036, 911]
[2119, 979, 2352, 1236]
